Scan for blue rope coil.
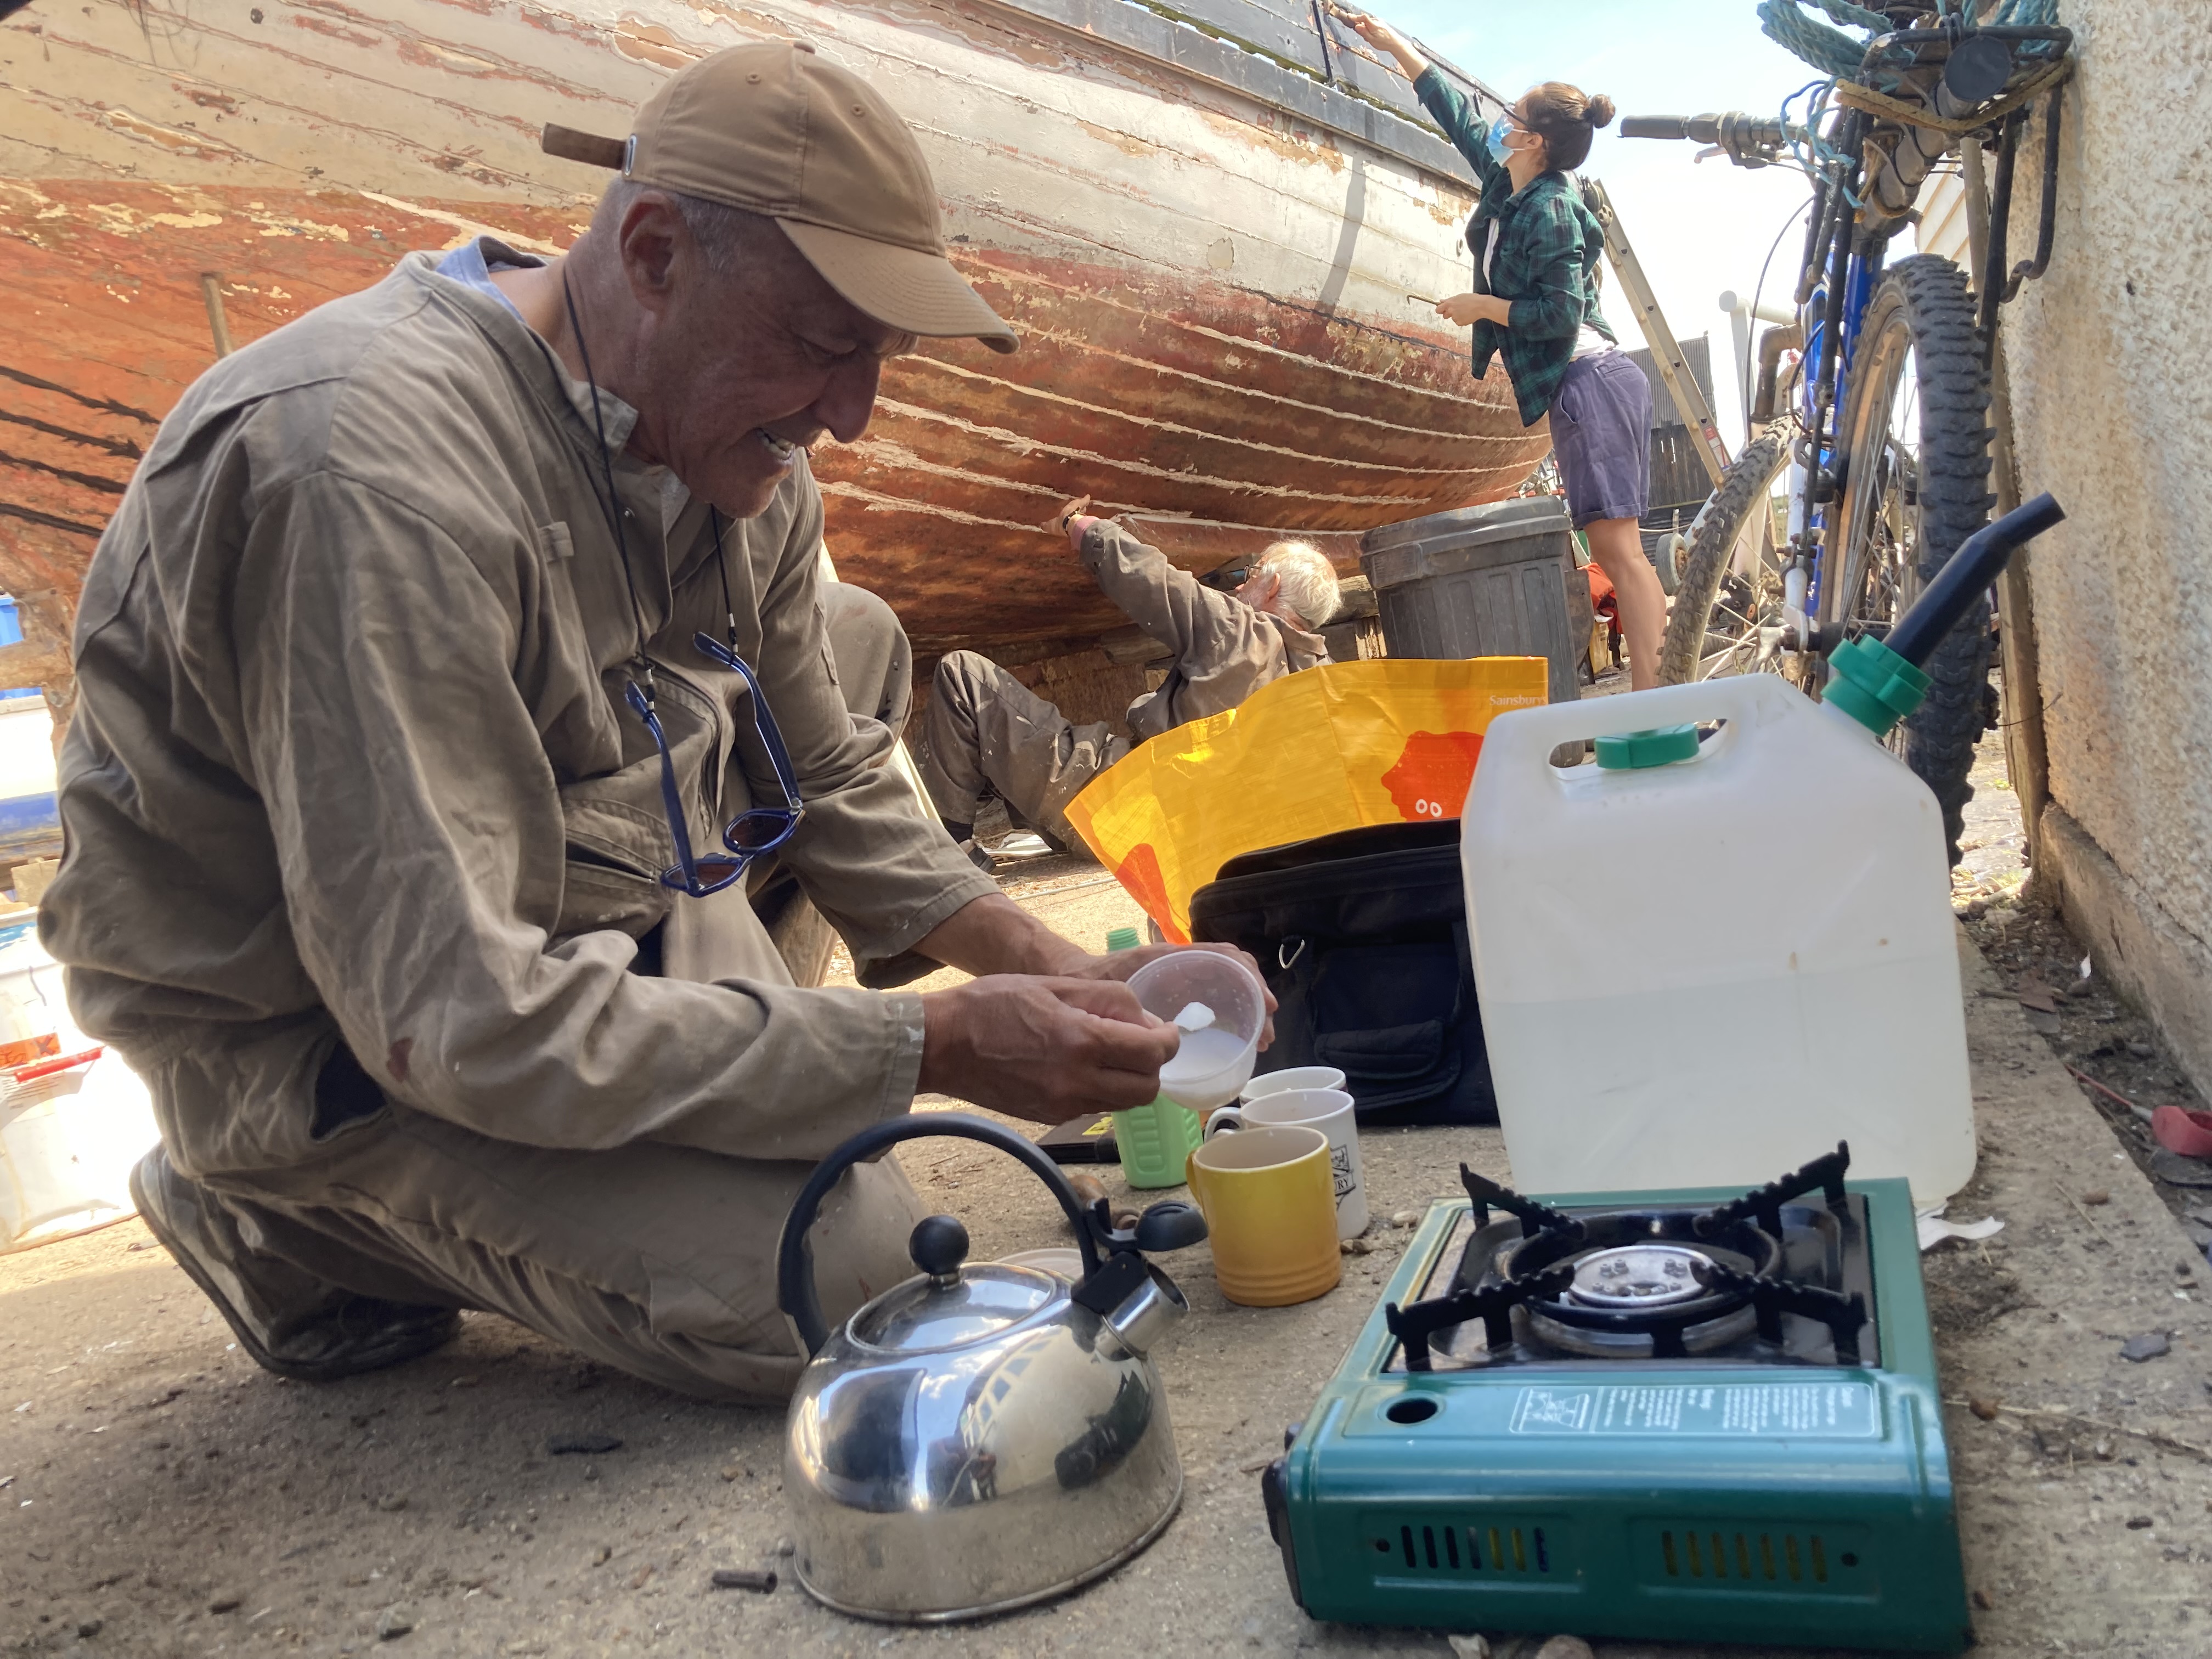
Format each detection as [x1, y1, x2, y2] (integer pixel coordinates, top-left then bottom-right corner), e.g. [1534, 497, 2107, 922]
[1762, 0, 2066, 94]
[1985, 0, 2064, 55]
[1757, 0, 1881, 82]
[1809, 0, 1891, 26]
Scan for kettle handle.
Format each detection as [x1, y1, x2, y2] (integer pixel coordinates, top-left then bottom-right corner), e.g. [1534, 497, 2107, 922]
[775, 1111, 1105, 1357]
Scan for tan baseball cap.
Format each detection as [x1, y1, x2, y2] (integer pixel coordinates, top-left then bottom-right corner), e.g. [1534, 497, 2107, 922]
[542, 42, 1016, 354]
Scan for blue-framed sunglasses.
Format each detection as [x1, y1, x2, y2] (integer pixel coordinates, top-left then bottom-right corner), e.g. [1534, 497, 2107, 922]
[625, 631, 805, 898]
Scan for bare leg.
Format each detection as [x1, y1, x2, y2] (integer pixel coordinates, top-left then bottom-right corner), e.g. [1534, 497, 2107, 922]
[1584, 517, 1666, 691]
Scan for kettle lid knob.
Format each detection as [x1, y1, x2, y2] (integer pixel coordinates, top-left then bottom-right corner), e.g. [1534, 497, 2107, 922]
[909, 1215, 970, 1280]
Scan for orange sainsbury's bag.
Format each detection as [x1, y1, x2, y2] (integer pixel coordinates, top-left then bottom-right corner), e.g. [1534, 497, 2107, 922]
[1064, 657, 1548, 943]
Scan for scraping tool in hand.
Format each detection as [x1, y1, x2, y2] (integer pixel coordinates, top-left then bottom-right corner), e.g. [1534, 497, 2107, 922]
[1042, 494, 1093, 535]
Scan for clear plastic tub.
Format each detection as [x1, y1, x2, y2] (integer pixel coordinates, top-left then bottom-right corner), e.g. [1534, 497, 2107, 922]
[1113, 951, 1267, 1188]
[1127, 951, 1266, 1113]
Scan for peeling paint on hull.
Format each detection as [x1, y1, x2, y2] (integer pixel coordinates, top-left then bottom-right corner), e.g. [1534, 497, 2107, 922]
[1, 0, 1545, 696]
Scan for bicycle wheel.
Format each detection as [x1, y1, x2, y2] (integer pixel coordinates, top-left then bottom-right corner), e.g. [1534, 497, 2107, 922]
[1820, 255, 1994, 864]
[1657, 426, 1792, 685]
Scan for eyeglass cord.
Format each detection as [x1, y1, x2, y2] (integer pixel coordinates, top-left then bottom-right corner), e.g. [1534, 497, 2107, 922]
[708, 511, 746, 665]
[560, 266, 659, 715]
[560, 268, 757, 714]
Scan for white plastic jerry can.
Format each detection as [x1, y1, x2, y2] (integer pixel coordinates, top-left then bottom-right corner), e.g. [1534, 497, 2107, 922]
[1463, 671, 1976, 1204]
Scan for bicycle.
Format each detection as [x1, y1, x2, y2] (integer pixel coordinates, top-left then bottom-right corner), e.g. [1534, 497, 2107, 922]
[1623, 1, 2072, 861]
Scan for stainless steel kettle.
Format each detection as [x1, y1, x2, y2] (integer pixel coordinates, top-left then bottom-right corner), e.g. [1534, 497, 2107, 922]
[775, 1113, 1206, 1623]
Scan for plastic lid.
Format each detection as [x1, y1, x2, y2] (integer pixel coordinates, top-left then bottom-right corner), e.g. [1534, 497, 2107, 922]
[1825, 634, 1931, 737]
[849, 1264, 1061, 1353]
[1594, 724, 1701, 770]
[1104, 926, 1141, 952]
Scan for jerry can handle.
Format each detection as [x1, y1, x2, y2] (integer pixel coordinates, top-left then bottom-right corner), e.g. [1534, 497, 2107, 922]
[1469, 675, 1788, 790]
[775, 1112, 1104, 1356]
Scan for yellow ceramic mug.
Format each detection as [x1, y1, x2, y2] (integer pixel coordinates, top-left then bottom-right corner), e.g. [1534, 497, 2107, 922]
[1184, 1124, 1342, 1307]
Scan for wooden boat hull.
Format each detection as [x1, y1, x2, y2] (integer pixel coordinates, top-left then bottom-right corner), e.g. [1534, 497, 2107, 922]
[0, 0, 1547, 705]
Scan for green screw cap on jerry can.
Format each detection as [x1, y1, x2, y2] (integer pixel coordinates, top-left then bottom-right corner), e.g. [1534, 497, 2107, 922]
[1593, 723, 1700, 770]
[1825, 634, 1931, 737]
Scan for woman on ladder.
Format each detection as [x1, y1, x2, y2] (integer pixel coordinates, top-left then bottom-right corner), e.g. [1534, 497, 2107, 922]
[1331, 7, 1666, 689]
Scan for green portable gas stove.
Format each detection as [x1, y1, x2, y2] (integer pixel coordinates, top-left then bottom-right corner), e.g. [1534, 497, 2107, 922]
[1260, 1147, 1973, 1653]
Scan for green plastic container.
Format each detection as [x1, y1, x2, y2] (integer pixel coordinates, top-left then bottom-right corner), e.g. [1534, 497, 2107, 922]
[1102, 928, 1204, 1189]
[1113, 1093, 1204, 1190]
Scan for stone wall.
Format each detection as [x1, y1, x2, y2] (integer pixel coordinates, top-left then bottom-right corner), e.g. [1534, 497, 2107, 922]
[1997, 1, 2212, 1088]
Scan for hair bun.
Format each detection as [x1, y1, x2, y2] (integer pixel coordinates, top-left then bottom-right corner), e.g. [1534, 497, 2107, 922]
[1587, 93, 1616, 128]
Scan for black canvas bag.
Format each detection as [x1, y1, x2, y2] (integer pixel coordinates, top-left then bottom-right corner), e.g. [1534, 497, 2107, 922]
[1187, 819, 1496, 1126]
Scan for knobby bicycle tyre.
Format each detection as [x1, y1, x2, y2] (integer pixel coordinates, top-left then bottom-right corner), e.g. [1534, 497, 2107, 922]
[1824, 255, 1994, 864]
[1658, 427, 1792, 685]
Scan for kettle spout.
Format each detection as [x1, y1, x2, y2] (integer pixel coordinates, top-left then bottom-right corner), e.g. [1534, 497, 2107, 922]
[1103, 1262, 1188, 1357]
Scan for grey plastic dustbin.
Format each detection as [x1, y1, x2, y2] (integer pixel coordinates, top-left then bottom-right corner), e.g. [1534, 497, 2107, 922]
[1360, 497, 1581, 706]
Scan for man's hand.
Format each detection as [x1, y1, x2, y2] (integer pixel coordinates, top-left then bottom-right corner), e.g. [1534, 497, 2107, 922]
[909, 898, 1278, 1119]
[1437, 292, 1511, 328]
[918, 976, 1180, 1125]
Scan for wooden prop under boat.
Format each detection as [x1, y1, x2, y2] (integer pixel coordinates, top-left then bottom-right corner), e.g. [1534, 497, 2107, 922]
[0, 0, 1547, 722]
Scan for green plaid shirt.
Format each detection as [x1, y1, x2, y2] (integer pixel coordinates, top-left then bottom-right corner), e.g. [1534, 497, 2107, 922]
[1415, 67, 1615, 428]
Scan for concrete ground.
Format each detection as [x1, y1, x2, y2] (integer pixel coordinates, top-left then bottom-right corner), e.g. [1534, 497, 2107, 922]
[5, 730, 2210, 1658]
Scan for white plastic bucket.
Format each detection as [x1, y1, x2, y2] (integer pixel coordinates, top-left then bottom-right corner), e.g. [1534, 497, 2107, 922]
[0, 930, 160, 1252]
[0, 922, 82, 1060]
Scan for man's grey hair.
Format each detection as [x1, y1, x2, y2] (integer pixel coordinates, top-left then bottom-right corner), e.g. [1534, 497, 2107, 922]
[590, 177, 779, 277]
[1254, 539, 1341, 629]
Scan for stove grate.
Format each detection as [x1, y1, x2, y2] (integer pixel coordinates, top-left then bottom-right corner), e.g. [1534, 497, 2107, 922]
[1693, 1143, 1852, 1239]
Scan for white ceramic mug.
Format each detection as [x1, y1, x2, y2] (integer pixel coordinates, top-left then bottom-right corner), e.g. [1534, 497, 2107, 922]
[1205, 1087, 1367, 1239]
[1240, 1066, 1347, 1104]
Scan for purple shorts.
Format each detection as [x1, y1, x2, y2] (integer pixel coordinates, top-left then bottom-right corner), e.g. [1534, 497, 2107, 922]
[1549, 349, 1653, 528]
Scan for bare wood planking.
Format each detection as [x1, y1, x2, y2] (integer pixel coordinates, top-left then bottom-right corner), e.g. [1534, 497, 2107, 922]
[0, 0, 1537, 697]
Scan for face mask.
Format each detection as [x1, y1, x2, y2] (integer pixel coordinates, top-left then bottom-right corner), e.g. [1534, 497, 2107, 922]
[1486, 114, 1517, 164]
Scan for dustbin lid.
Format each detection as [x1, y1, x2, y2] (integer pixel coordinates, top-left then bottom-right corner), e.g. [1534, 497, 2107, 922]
[1360, 496, 1572, 589]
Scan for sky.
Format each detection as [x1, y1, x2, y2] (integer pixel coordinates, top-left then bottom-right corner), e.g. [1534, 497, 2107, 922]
[1381, 0, 1832, 442]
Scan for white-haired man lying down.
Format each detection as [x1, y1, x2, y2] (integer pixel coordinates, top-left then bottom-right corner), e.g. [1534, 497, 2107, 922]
[921, 505, 1341, 855]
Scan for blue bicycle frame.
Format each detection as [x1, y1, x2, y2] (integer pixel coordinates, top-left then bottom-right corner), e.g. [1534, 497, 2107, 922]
[1795, 244, 1883, 627]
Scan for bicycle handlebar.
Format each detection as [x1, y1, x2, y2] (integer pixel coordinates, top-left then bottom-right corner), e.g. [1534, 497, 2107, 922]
[1621, 111, 1797, 150]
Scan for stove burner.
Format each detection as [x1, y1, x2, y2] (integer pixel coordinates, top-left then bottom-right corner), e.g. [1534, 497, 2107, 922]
[1385, 1143, 1869, 1372]
[1515, 1221, 1768, 1359]
[1567, 1244, 1714, 1309]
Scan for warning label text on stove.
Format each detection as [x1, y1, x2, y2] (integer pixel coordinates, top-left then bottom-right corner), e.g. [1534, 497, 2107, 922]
[1508, 1383, 1880, 1438]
